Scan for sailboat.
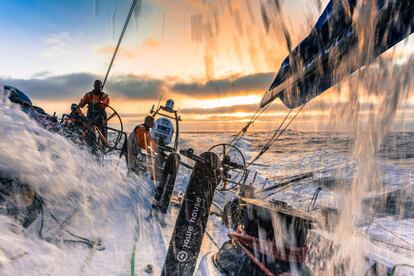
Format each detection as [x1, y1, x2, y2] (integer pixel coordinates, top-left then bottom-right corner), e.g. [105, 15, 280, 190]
[1, 0, 413, 275]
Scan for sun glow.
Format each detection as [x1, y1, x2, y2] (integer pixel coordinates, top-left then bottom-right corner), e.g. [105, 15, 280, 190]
[185, 95, 262, 109]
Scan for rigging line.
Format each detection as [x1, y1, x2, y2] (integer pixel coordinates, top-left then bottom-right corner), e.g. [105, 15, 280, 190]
[258, 159, 351, 197]
[257, 108, 293, 152]
[251, 109, 292, 162]
[261, 104, 304, 157]
[247, 105, 305, 168]
[229, 102, 272, 147]
[362, 232, 414, 252]
[366, 201, 380, 234]
[272, 159, 350, 186]
[205, 230, 221, 250]
[372, 221, 414, 247]
[38, 197, 97, 245]
[48, 209, 95, 244]
[37, 198, 100, 249]
[373, 238, 414, 251]
[102, 0, 138, 88]
[262, 180, 302, 199]
[265, 104, 305, 148]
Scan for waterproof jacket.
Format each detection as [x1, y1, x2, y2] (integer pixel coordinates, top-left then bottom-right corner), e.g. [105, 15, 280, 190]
[133, 124, 158, 153]
[68, 108, 86, 125]
[79, 90, 110, 111]
[127, 124, 158, 174]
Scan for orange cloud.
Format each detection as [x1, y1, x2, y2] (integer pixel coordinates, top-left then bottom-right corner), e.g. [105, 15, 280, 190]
[95, 38, 161, 61]
[95, 45, 137, 59]
[140, 38, 161, 49]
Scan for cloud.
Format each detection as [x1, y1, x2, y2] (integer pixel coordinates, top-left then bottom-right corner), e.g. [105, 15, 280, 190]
[41, 32, 72, 58]
[181, 103, 261, 114]
[1, 62, 412, 107]
[31, 71, 52, 78]
[95, 46, 137, 59]
[94, 38, 161, 60]
[0, 73, 94, 100]
[0, 73, 166, 101]
[179, 102, 376, 117]
[106, 75, 166, 99]
[0, 71, 274, 103]
[171, 72, 274, 97]
[140, 38, 161, 49]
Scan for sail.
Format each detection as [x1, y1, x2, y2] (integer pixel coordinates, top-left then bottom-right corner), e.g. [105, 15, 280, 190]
[260, 0, 414, 109]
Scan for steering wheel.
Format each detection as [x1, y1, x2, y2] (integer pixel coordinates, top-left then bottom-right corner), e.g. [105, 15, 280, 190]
[88, 105, 124, 154]
[208, 144, 247, 191]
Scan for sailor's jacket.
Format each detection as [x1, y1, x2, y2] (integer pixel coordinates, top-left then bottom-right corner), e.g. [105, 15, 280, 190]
[79, 90, 110, 111]
[127, 124, 158, 174]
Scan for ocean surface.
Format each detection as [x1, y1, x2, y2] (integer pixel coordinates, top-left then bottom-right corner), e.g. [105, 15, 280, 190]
[1, 98, 414, 275]
[182, 131, 414, 179]
[181, 131, 414, 274]
[179, 131, 414, 201]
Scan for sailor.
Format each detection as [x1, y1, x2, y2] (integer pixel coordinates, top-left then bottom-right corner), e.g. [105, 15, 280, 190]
[134, 115, 158, 154]
[68, 103, 87, 127]
[62, 103, 97, 149]
[127, 115, 158, 174]
[78, 79, 109, 136]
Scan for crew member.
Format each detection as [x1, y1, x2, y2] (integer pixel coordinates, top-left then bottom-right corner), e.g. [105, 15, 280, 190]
[78, 79, 109, 136]
[68, 103, 87, 127]
[127, 115, 158, 174]
[63, 103, 97, 148]
[133, 115, 158, 154]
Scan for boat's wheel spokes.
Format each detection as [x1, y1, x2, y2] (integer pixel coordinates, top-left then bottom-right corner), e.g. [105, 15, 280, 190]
[92, 105, 124, 154]
[208, 143, 247, 191]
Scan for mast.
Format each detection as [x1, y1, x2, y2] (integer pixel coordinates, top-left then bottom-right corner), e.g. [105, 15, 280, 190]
[102, 0, 139, 88]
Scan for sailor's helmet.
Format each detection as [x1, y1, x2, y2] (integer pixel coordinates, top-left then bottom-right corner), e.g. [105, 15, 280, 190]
[165, 99, 174, 111]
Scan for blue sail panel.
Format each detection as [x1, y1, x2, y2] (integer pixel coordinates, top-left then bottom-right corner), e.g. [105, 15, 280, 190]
[260, 0, 414, 109]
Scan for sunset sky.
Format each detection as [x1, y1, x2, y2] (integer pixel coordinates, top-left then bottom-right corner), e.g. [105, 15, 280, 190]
[0, 0, 413, 132]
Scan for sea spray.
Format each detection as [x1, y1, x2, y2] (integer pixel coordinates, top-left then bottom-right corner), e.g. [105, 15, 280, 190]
[0, 94, 151, 275]
[325, 1, 414, 273]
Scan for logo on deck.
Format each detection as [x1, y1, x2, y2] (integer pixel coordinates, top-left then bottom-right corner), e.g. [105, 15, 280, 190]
[176, 251, 188, 262]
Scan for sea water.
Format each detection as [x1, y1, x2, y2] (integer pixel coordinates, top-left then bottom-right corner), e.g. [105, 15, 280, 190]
[1, 92, 413, 275]
[1, 0, 414, 274]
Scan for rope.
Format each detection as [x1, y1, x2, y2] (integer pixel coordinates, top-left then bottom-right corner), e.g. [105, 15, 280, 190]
[205, 230, 221, 250]
[102, 0, 138, 88]
[228, 227, 308, 276]
[38, 197, 103, 250]
[368, 235, 414, 251]
[248, 104, 305, 167]
[371, 222, 414, 247]
[229, 227, 308, 263]
[229, 102, 272, 148]
[233, 239, 275, 276]
[247, 109, 291, 167]
[258, 156, 351, 198]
